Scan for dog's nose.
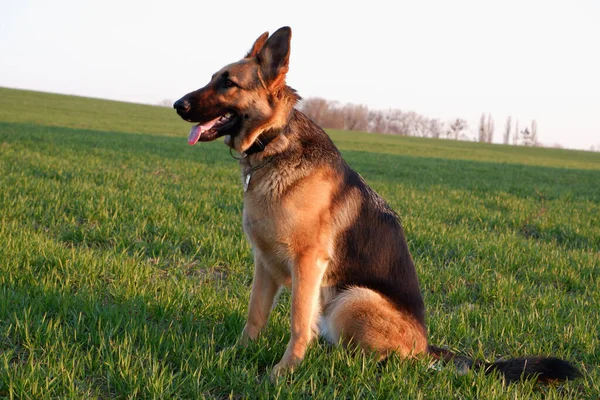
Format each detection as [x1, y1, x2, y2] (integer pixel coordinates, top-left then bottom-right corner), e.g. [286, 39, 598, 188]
[173, 98, 191, 113]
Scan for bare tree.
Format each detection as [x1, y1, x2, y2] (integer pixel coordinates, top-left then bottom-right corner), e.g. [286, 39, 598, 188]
[342, 103, 369, 132]
[486, 114, 494, 143]
[521, 127, 532, 146]
[503, 116, 511, 144]
[299, 98, 346, 129]
[513, 120, 519, 145]
[429, 119, 443, 139]
[368, 110, 388, 134]
[448, 119, 468, 140]
[323, 104, 344, 130]
[387, 109, 411, 136]
[405, 112, 428, 137]
[299, 97, 329, 126]
[478, 113, 487, 142]
[531, 120, 538, 146]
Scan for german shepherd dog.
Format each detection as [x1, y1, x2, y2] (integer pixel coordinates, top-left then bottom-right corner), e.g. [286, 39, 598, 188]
[174, 27, 581, 383]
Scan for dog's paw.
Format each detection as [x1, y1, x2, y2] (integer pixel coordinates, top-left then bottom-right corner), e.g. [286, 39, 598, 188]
[240, 324, 260, 346]
[270, 357, 301, 383]
[239, 332, 253, 348]
[270, 362, 293, 383]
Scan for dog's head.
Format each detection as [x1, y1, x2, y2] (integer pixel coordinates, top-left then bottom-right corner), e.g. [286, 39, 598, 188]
[174, 26, 298, 153]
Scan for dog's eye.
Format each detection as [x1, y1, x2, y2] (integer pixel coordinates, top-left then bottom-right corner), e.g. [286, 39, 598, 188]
[223, 78, 236, 88]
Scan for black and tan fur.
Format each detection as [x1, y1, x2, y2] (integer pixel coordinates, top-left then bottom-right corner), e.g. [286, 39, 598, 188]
[173, 27, 581, 383]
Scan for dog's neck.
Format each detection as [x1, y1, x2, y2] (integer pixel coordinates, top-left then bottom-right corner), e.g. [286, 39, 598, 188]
[241, 108, 296, 161]
[244, 128, 282, 155]
[238, 124, 290, 192]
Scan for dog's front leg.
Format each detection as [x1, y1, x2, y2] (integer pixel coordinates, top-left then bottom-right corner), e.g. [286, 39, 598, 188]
[271, 250, 326, 380]
[241, 255, 280, 344]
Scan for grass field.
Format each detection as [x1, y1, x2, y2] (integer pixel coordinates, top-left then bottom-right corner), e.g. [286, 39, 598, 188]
[0, 86, 599, 399]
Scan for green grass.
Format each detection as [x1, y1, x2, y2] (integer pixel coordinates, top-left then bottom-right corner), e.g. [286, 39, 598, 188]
[0, 86, 599, 399]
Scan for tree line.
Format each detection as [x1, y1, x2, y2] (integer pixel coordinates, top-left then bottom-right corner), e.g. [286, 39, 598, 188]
[478, 114, 538, 146]
[298, 97, 540, 146]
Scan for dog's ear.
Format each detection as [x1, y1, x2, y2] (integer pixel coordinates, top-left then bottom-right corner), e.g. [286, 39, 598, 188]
[257, 26, 292, 90]
[246, 31, 269, 58]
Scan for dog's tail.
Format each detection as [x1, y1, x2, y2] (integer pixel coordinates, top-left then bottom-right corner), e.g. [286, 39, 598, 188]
[427, 345, 581, 383]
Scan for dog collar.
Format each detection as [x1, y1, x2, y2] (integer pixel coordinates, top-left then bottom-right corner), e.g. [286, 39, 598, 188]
[244, 129, 281, 155]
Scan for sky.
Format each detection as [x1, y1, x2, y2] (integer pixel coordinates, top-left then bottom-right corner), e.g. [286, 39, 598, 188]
[1, 0, 599, 150]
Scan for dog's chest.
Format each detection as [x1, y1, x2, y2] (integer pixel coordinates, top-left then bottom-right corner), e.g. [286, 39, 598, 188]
[242, 195, 295, 281]
[240, 165, 299, 249]
[243, 203, 282, 248]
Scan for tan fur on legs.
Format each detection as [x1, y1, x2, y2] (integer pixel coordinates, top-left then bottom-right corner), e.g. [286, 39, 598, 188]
[241, 255, 281, 344]
[323, 287, 428, 359]
[271, 250, 328, 380]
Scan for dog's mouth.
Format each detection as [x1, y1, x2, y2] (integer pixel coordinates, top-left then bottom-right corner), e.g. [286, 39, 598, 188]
[187, 112, 238, 145]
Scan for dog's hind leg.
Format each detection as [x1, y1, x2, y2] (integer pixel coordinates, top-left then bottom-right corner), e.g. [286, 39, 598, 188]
[322, 286, 428, 359]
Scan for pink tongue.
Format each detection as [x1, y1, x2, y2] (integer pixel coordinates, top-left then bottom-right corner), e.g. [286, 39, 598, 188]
[188, 125, 202, 145]
[187, 116, 222, 145]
